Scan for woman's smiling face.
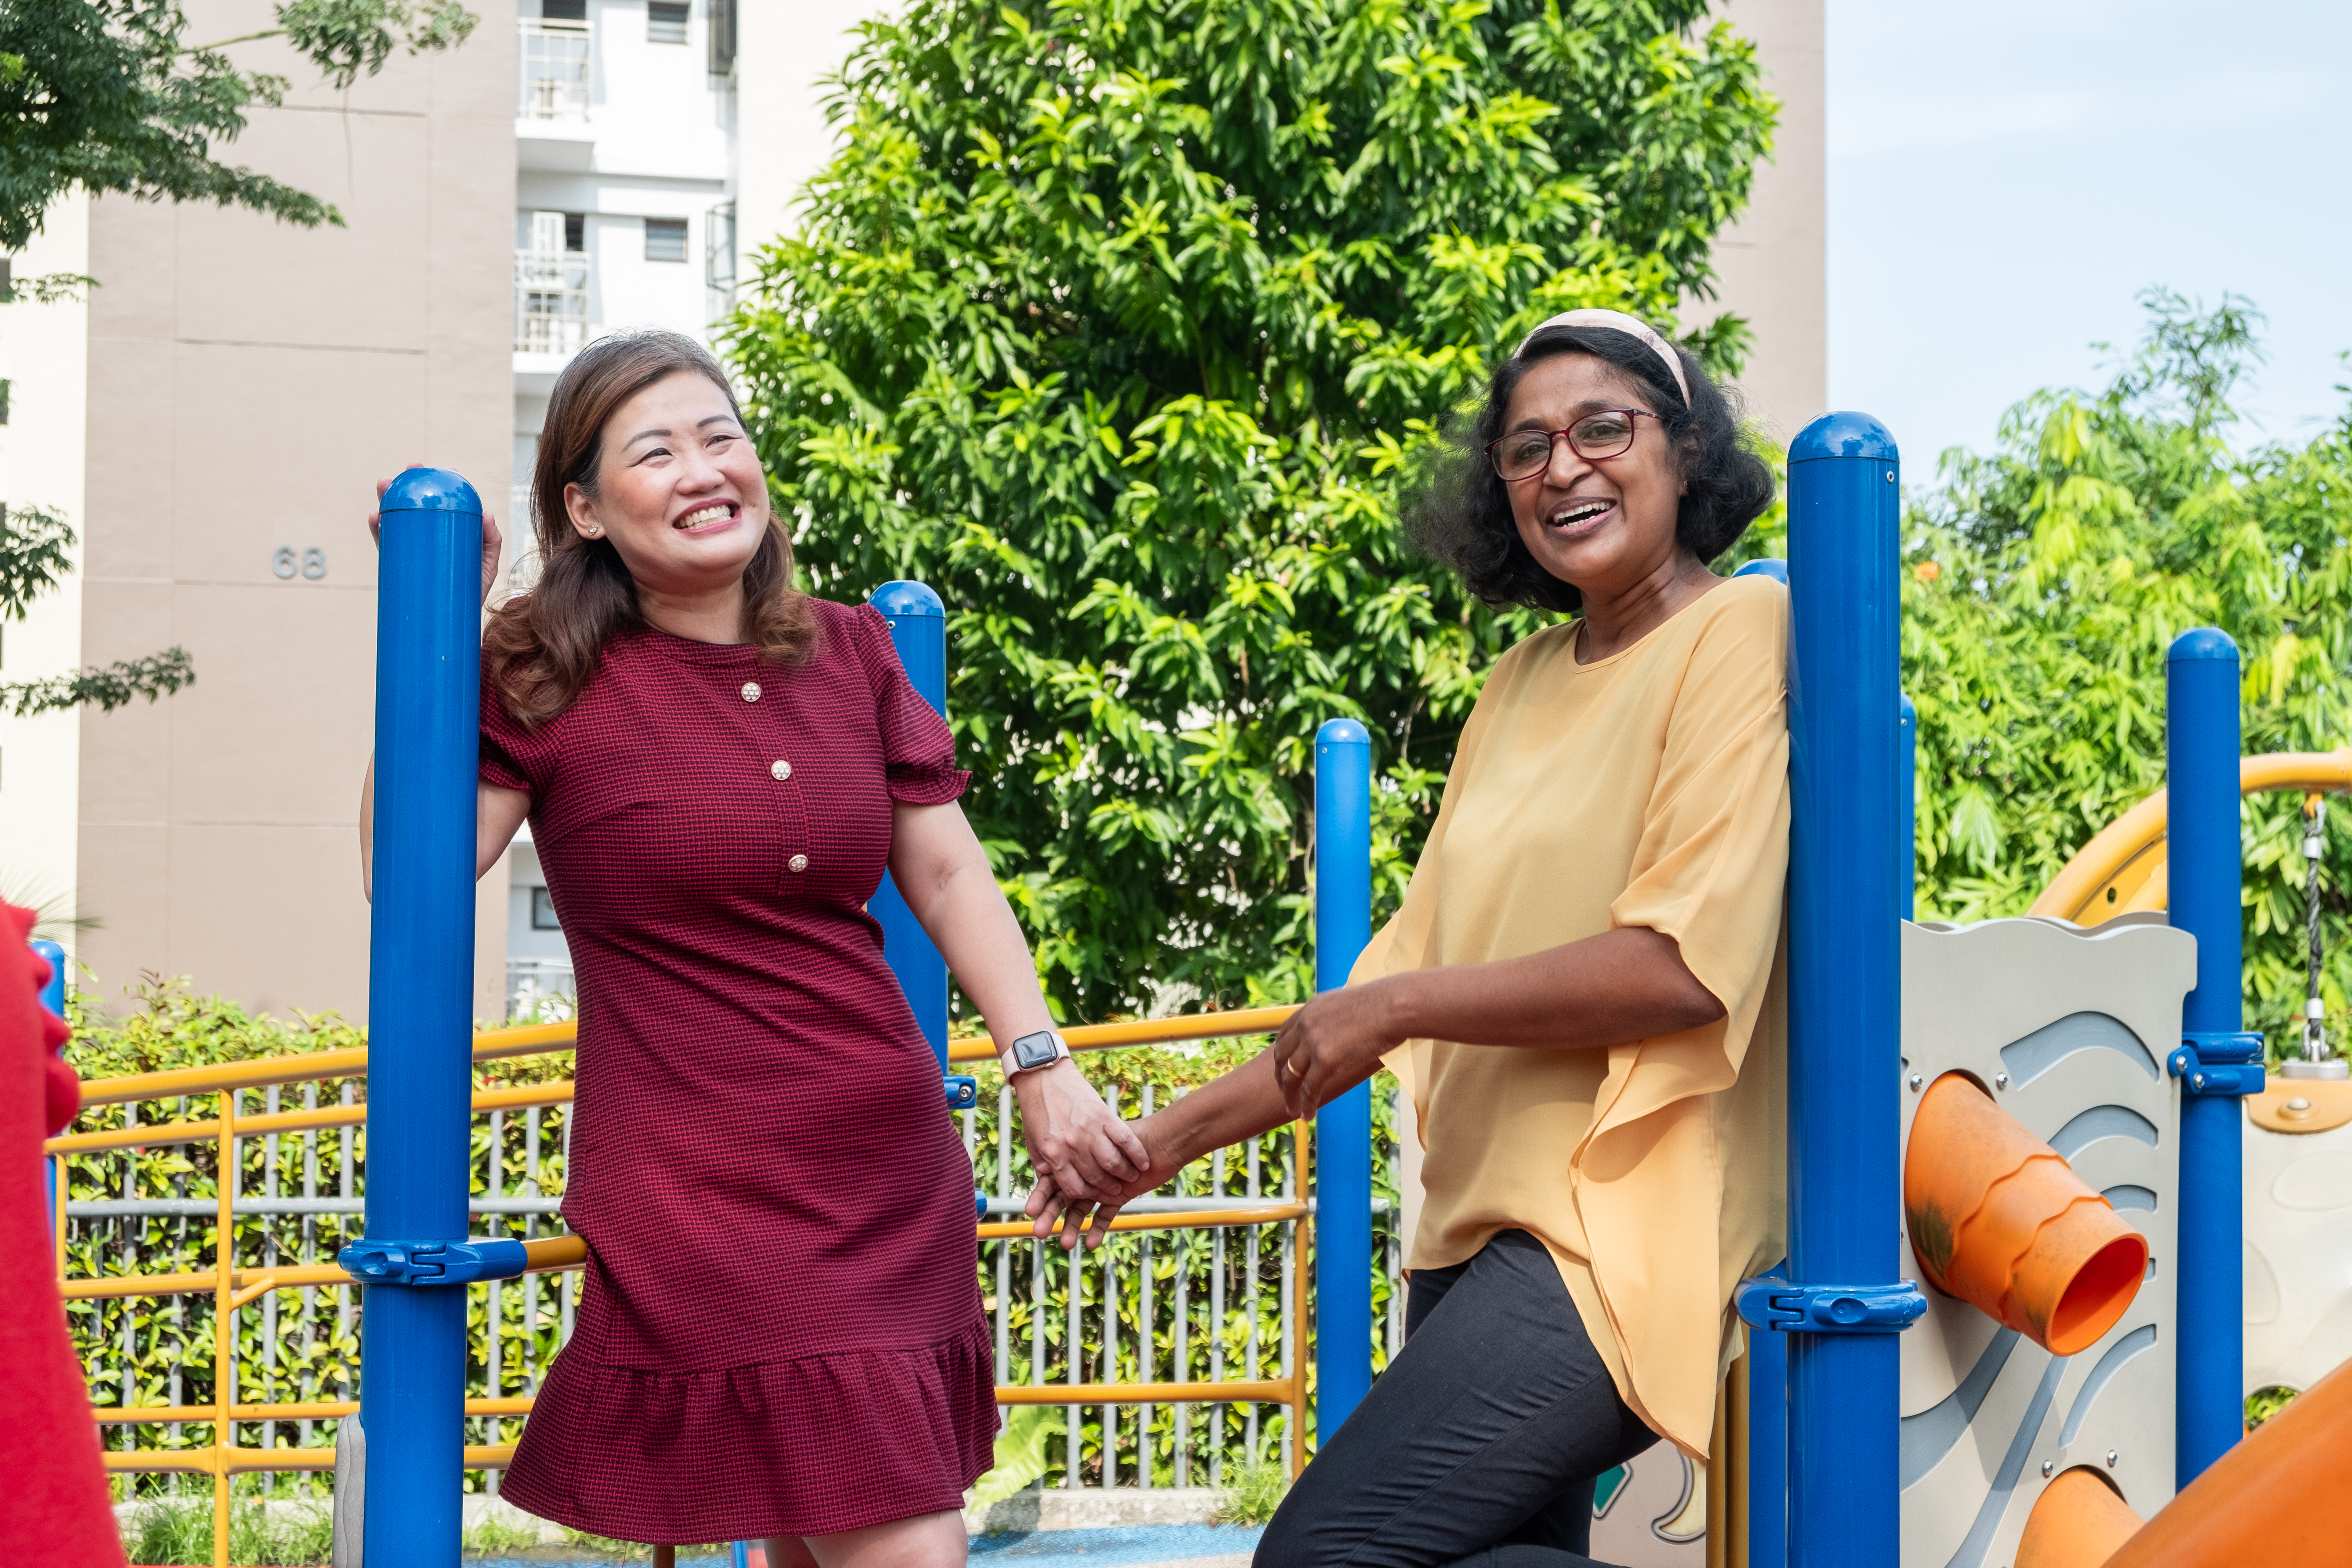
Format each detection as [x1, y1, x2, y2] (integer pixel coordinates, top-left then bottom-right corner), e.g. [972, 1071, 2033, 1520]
[565, 369, 769, 602]
[1499, 352, 1688, 599]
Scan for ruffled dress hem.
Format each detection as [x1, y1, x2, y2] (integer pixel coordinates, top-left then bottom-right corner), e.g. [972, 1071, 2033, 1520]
[498, 1316, 996, 1543]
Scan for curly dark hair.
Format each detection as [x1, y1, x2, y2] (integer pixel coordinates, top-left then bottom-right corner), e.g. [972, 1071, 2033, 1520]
[1406, 323, 1777, 613]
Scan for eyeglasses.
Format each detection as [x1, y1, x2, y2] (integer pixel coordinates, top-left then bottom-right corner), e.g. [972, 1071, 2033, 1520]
[1485, 410, 1658, 482]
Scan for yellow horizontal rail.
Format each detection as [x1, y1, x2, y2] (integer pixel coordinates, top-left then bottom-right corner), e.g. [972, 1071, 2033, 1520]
[50, 1079, 577, 1156]
[949, 1005, 1299, 1063]
[63, 1011, 1297, 1115]
[90, 1378, 1290, 1454]
[101, 1445, 513, 1475]
[2031, 749, 2352, 924]
[56, 1208, 1311, 1301]
[995, 1378, 1296, 1405]
[93, 1396, 536, 1425]
[77, 1023, 580, 1109]
[978, 1203, 1306, 1240]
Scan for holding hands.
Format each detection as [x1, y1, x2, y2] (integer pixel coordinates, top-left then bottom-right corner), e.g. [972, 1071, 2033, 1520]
[1026, 981, 1404, 1250]
[1007, 1059, 1152, 1231]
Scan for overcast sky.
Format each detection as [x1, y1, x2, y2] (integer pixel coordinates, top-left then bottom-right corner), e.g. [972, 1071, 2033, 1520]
[1826, 0, 2352, 480]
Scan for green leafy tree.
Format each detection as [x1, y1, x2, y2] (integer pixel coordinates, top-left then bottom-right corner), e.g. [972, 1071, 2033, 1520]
[727, 0, 1778, 1018]
[0, 502, 192, 715]
[1905, 291, 2352, 1050]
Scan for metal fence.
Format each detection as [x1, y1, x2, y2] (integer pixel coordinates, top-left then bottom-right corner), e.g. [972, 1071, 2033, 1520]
[55, 1019, 1408, 1523]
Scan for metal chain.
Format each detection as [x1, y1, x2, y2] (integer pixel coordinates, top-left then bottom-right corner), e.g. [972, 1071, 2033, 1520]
[2307, 794, 2327, 1061]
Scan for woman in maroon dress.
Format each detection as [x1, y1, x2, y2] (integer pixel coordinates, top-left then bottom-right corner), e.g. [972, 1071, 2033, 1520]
[360, 330, 1144, 1565]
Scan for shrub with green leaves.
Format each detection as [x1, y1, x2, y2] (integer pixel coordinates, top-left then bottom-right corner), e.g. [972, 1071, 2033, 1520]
[1904, 293, 2352, 1050]
[727, 0, 1778, 1018]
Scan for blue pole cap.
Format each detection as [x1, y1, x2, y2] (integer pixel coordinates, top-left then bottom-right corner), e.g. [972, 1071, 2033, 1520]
[378, 467, 482, 516]
[871, 580, 945, 618]
[1789, 412, 1899, 464]
[2167, 627, 2239, 663]
[1317, 717, 1371, 747]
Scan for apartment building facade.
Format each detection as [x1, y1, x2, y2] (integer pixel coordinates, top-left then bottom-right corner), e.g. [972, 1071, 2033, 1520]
[3, 0, 1821, 1026]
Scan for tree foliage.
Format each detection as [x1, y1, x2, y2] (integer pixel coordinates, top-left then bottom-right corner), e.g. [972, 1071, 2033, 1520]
[1905, 292, 2352, 1050]
[0, 0, 477, 251]
[0, 503, 193, 715]
[727, 0, 1778, 1019]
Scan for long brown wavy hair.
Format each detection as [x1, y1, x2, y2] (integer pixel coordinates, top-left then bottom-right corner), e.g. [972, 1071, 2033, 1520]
[484, 330, 816, 727]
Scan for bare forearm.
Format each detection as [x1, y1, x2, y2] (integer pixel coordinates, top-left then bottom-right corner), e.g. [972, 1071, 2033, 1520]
[1155, 1049, 1295, 1165]
[358, 760, 527, 902]
[1378, 926, 1723, 1051]
[912, 859, 1055, 1044]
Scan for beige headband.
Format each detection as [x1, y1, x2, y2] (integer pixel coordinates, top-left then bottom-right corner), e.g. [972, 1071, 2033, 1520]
[1514, 308, 1691, 407]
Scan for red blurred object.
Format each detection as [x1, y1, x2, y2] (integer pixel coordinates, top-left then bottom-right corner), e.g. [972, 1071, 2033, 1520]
[0, 903, 125, 1564]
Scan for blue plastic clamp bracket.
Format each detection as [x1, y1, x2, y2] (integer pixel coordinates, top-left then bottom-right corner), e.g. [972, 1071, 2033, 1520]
[1734, 1275, 1929, 1334]
[2169, 1031, 2266, 1097]
[946, 1075, 978, 1110]
[337, 1238, 529, 1287]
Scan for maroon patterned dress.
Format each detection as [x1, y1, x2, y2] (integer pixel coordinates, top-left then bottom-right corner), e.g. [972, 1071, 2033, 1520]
[483, 597, 994, 1543]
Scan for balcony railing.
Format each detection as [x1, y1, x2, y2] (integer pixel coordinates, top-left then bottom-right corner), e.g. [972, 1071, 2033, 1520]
[514, 250, 591, 356]
[517, 18, 591, 120]
[505, 957, 576, 1020]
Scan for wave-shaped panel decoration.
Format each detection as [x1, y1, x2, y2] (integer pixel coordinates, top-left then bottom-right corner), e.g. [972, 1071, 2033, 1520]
[1897, 918, 2187, 1568]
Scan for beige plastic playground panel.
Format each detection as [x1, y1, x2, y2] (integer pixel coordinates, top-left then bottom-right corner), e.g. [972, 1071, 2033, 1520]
[1586, 1444, 1707, 1566]
[2244, 1080, 2352, 1398]
[1898, 915, 2190, 1568]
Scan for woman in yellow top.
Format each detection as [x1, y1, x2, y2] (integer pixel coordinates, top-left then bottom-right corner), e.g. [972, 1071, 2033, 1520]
[1034, 310, 1789, 1567]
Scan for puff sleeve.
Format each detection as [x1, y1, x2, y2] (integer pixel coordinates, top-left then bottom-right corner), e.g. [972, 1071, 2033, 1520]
[853, 606, 971, 806]
[478, 670, 550, 798]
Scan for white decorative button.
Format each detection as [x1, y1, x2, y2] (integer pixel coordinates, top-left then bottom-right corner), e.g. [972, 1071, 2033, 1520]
[741, 682, 762, 702]
[770, 759, 792, 781]
[788, 854, 808, 873]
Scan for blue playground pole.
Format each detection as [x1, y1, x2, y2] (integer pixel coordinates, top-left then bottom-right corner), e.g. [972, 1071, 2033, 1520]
[869, 581, 950, 1072]
[359, 468, 485, 1564]
[34, 938, 64, 1241]
[1776, 413, 1916, 1566]
[32, 938, 65, 1019]
[1313, 718, 1374, 1441]
[2166, 629, 2260, 1485]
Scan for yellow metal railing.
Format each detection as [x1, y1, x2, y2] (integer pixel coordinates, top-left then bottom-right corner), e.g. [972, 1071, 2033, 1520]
[49, 1006, 1307, 1563]
[2030, 749, 2352, 923]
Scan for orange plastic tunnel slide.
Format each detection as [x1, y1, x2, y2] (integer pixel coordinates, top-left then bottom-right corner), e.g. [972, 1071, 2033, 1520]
[2015, 1468, 2144, 1568]
[1904, 1074, 2148, 1354]
[2098, 1351, 2352, 1567]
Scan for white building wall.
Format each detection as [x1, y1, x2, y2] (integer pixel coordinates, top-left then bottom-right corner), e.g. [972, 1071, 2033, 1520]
[0, 195, 92, 947]
[732, 0, 898, 282]
[1707, 0, 1828, 446]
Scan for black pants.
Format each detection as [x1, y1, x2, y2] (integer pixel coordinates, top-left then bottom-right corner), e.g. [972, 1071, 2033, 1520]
[1254, 1230, 1659, 1568]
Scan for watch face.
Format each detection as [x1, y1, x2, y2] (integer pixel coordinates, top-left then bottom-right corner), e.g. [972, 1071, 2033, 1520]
[1012, 1032, 1060, 1069]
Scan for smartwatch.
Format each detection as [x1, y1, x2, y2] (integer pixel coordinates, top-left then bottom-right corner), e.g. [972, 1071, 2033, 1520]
[1003, 1029, 1072, 1077]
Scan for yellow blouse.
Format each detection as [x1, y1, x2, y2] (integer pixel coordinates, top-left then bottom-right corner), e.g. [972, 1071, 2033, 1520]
[1361, 573, 1791, 1460]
